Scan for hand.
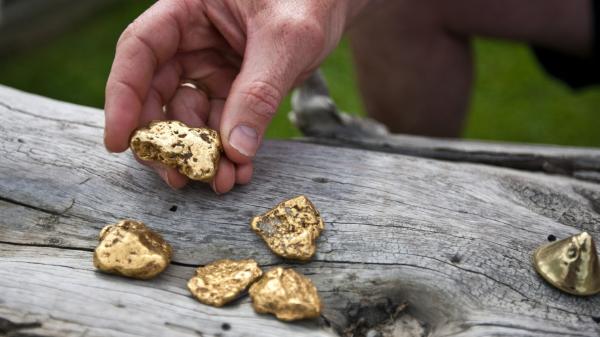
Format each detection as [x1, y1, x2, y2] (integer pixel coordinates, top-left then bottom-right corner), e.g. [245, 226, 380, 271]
[104, 0, 369, 193]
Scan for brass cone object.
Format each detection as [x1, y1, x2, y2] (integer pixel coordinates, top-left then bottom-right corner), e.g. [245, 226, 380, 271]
[533, 232, 600, 296]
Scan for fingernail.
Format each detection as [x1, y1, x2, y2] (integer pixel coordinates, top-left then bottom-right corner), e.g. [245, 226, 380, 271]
[211, 180, 221, 195]
[158, 168, 173, 188]
[229, 125, 259, 157]
[103, 131, 113, 152]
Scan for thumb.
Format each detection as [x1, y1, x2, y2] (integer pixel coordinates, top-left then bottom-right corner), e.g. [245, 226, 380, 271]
[220, 23, 322, 164]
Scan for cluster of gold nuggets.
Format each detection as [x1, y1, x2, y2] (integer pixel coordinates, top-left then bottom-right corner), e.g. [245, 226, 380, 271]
[94, 121, 324, 321]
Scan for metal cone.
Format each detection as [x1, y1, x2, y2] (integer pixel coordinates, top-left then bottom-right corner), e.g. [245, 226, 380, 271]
[533, 232, 600, 296]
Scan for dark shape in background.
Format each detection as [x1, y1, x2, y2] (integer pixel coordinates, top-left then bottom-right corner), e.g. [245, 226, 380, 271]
[0, 0, 117, 55]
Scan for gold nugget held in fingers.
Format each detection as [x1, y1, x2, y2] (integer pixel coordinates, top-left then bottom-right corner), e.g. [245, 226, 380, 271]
[251, 195, 324, 261]
[533, 231, 600, 296]
[187, 259, 263, 307]
[130, 120, 222, 181]
[249, 267, 322, 321]
[93, 220, 172, 279]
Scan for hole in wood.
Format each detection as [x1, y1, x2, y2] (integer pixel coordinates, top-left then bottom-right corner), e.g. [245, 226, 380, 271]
[450, 254, 462, 264]
[340, 299, 426, 337]
[169, 205, 178, 212]
[547, 234, 556, 242]
[0, 317, 42, 334]
[221, 323, 231, 331]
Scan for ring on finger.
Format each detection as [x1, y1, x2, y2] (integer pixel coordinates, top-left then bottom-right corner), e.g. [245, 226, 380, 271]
[179, 79, 210, 96]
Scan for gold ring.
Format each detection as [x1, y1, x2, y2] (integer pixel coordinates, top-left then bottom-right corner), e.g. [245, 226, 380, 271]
[179, 79, 210, 96]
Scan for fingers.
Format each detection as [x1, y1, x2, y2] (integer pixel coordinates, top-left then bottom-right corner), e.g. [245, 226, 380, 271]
[219, 58, 285, 164]
[136, 79, 252, 193]
[207, 97, 253, 193]
[219, 19, 325, 164]
[164, 89, 248, 194]
[235, 162, 254, 185]
[104, 0, 231, 152]
[134, 155, 189, 190]
[176, 51, 238, 99]
[134, 50, 243, 193]
[104, 1, 187, 152]
[212, 158, 236, 194]
[157, 167, 189, 190]
[139, 60, 182, 126]
[138, 50, 238, 129]
[166, 86, 210, 127]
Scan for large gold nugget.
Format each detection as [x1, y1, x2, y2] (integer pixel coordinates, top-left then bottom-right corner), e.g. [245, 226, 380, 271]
[93, 220, 172, 279]
[250, 195, 324, 260]
[533, 231, 600, 296]
[187, 259, 263, 307]
[249, 267, 322, 321]
[130, 120, 222, 181]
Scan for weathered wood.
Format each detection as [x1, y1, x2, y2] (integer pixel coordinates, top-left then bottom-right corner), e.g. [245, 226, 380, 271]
[0, 85, 599, 337]
[289, 72, 600, 183]
[0, 244, 338, 337]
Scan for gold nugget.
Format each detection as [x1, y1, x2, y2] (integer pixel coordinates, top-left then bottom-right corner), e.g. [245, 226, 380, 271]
[249, 267, 322, 321]
[533, 231, 600, 296]
[130, 120, 222, 181]
[93, 220, 172, 279]
[251, 195, 324, 261]
[187, 259, 263, 307]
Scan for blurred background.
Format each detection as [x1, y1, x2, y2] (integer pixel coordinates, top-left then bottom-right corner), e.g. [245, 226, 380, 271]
[0, 1, 599, 146]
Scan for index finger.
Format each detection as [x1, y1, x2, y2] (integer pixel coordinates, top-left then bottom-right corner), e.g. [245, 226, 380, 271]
[104, 1, 184, 152]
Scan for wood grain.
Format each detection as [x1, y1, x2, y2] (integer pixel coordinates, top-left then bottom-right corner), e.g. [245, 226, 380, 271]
[1, 85, 599, 337]
[290, 72, 600, 183]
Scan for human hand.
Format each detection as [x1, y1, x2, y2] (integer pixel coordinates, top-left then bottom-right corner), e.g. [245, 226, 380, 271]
[104, 0, 369, 193]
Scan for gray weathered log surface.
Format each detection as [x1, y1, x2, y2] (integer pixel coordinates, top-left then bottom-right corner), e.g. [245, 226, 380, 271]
[289, 72, 600, 183]
[0, 85, 599, 337]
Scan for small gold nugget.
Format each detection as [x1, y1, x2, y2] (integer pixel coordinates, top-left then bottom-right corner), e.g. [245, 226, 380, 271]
[130, 120, 222, 182]
[93, 220, 172, 279]
[533, 231, 600, 296]
[251, 195, 324, 261]
[187, 259, 263, 307]
[249, 267, 322, 321]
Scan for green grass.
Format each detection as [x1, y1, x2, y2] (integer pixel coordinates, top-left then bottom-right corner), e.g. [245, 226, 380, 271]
[1, 1, 599, 147]
[467, 40, 600, 147]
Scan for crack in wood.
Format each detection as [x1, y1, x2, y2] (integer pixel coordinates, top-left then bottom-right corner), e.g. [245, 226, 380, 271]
[0, 316, 43, 336]
[458, 322, 594, 337]
[0, 240, 93, 253]
[0, 196, 64, 218]
[163, 322, 205, 336]
[301, 137, 600, 185]
[0, 101, 102, 130]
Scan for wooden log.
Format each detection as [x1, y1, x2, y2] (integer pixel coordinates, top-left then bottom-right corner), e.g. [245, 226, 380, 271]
[0, 85, 599, 337]
[289, 72, 600, 184]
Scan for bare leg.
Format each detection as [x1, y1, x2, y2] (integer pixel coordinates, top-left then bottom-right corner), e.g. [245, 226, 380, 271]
[348, 0, 592, 137]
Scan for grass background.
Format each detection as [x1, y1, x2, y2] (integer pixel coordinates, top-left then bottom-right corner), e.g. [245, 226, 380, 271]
[1, 1, 599, 146]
